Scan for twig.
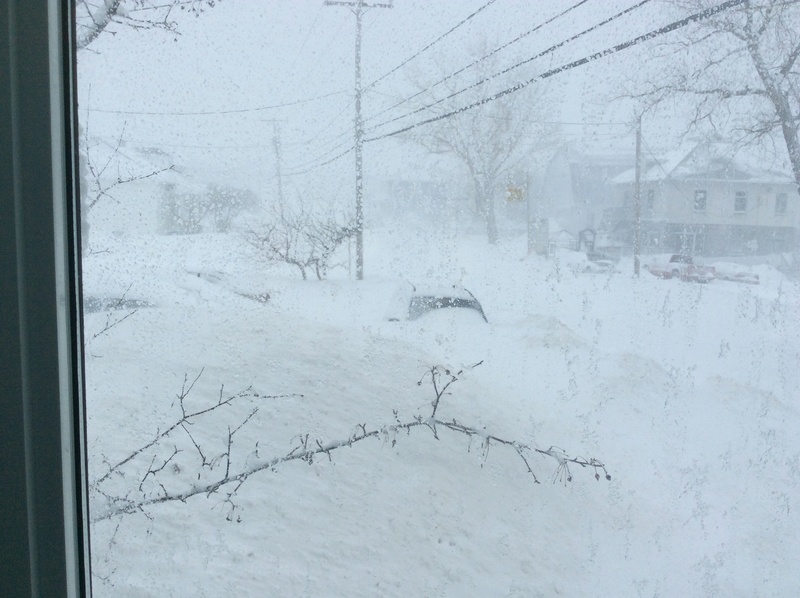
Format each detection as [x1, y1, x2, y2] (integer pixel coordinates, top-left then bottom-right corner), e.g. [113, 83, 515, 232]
[93, 370, 287, 487]
[92, 363, 609, 522]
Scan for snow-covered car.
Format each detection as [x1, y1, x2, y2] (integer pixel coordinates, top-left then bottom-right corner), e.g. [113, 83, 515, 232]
[643, 254, 715, 283]
[557, 250, 617, 274]
[584, 252, 617, 273]
[711, 263, 760, 285]
[385, 282, 488, 322]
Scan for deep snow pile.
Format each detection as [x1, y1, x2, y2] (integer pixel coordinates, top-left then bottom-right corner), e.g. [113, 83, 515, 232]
[84, 226, 800, 597]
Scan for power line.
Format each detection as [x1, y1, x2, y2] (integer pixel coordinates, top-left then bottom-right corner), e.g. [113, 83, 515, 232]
[363, 0, 500, 91]
[363, 0, 592, 124]
[86, 134, 271, 150]
[283, 144, 354, 177]
[367, 0, 653, 133]
[283, 10, 353, 100]
[282, 99, 356, 151]
[278, 121, 627, 180]
[365, 0, 745, 143]
[286, 133, 354, 168]
[284, 3, 325, 87]
[84, 88, 349, 116]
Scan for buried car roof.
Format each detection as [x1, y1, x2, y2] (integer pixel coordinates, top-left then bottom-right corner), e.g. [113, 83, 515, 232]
[385, 283, 488, 323]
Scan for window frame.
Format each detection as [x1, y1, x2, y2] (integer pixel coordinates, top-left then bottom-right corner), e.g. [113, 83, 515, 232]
[693, 189, 707, 212]
[734, 190, 747, 213]
[775, 192, 787, 215]
[1, 1, 91, 596]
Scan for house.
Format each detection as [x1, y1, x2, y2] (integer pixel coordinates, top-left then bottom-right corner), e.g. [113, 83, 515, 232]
[84, 138, 258, 236]
[537, 145, 634, 237]
[606, 140, 799, 256]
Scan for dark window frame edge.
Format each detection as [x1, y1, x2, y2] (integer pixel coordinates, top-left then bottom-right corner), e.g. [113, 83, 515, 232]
[1, 1, 91, 596]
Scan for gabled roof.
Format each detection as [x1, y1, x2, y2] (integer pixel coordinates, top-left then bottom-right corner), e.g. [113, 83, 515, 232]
[612, 140, 795, 185]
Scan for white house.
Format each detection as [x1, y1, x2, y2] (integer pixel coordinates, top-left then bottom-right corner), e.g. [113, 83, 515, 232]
[606, 141, 799, 256]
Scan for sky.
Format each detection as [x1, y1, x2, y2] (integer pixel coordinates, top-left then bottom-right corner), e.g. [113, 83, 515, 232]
[77, 0, 695, 200]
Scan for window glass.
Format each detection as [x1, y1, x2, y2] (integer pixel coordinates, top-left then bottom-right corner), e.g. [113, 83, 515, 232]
[776, 192, 787, 214]
[734, 190, 747, 212]
[693, 189, 707, 211]
[77, 2, 800, 596]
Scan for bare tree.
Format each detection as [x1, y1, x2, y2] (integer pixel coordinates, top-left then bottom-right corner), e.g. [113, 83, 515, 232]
[90, 363, 609, 523]
[629, 0, 800, 192]
[401, 44, 554, 244]
[76, 0, 218, 50]
[76, 2, 216, 251]
[205, 183, 258, 232]
[84, 126, 173, 211]
[245, 203, 355, 280]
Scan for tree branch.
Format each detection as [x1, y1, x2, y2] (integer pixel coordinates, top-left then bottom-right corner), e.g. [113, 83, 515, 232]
[91, 362, 609, 523]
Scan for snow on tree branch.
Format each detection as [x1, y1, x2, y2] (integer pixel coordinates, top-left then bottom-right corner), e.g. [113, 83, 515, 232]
[76, 0, 219, 50]
[91, 363, 609, 523]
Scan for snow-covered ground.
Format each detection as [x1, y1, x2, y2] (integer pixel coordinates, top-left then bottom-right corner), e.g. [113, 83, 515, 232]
[84, 223, 800, 597]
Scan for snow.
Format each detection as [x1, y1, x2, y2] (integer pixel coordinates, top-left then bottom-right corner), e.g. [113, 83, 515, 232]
[75, 3, 800, 595]
[83, 222, 800, 597]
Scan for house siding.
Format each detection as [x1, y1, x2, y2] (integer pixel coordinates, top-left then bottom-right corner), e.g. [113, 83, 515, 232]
[610, 178, 799, 256]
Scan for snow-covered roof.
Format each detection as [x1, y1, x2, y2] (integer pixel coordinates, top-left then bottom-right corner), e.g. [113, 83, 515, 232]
[612, 140, 795, 185]
[85, 136, 234, 195]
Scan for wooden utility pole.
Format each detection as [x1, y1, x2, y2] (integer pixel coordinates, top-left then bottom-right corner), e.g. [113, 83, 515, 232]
[261, 118, 286, 215]
[325, 0, 392, 280]
[634, 115, 642, 277]
[526, 170, 534, 255]
[272, 122, 285, 214]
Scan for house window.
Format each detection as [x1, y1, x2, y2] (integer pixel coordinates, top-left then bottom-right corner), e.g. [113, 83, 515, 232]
[734, 191, 747, 212]
[776, 193, 787, 215]
[646, 189, 655, 210]
[694, 189, 707, 211]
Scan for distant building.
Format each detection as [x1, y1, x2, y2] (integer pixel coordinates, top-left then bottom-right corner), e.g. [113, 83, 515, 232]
[607, 140, 799, 256]
[538, 146, 634, 240]
[84, 138, 257, 236]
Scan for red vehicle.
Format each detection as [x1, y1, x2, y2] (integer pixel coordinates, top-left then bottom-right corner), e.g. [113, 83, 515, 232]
[643, 254, 716, 283]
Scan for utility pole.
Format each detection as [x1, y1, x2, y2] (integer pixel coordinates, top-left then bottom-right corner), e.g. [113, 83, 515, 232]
[325, 0, 392, 280]
[272, 122, 285, 215]
[526, 170, 533, 255]
[261, 118, 286, 215]
[634, 115, 643, 277]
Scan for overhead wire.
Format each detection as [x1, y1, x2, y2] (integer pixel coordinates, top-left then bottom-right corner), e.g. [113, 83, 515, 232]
[283, 144, 355, 177]
[85, 8, 351, 117]
[365, 0, 654, 133]
[120, 0, 740, 180]
[363, 0, 593, 125]
[364, 0, 746, 143]
[276, 0, 694, 176]
[284, 1, 616, 175]
[84, 89, 349, 116]
[363, 0, 501, 92]
[283, 2, 325, 94]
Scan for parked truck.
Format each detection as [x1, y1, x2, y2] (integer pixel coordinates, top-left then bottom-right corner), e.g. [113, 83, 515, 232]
[643, 254, 716, 283]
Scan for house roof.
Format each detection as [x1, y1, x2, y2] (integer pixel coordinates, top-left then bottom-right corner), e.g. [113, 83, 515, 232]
[611, 140, 795, 186]
[85, 136, 232, 195]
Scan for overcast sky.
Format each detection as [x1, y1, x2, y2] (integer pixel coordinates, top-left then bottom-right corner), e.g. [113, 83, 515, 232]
[78, 0, 686, 197]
